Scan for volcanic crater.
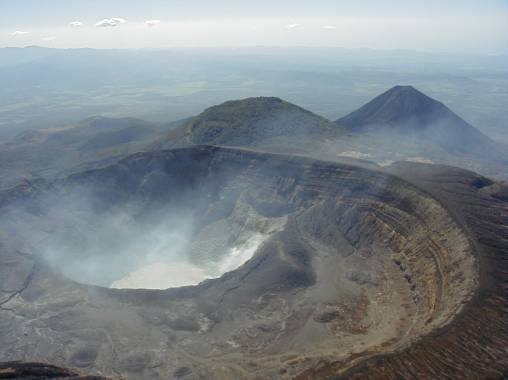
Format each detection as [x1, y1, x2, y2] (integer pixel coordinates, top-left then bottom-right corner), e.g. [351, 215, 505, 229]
[0, 145, 501, 379]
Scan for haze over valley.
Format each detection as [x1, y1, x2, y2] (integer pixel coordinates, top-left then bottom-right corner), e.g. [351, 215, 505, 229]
[1, 46, 507, 145]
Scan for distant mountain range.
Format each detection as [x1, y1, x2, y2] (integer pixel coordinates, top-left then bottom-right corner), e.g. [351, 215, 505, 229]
[149, 86, 505, 178]
[0, 85, 505, 189]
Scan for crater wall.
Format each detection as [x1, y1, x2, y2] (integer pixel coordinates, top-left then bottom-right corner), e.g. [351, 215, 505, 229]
[0, 146, 489, 379]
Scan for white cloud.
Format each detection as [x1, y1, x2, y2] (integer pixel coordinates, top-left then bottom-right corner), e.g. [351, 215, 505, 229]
[96, 19, 114, 27]
[95, 18, 127, 28]
[11, 31, 29, 36]
[69, 21, 83, 27]
[322, 25, 337, 29]
[286, 23, 300, 29]
[111, 17, 126, 24]
[42, 36, 57, 41]
[145, 20, 161, 27]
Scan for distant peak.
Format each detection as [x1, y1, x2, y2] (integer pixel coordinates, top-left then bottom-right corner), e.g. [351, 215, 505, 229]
[336, 85, 449, 129]
[391, 85, 417, 91]
[202, 97, 305, 116]
[220, 96, 285, 106]
[384, 85, 428, 98]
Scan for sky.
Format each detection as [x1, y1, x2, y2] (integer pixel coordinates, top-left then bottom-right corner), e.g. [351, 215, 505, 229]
[1, 0, 508, 53]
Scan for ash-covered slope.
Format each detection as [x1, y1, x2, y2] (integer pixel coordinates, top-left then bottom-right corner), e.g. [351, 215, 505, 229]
[7, 116, 157, 151]
[150, 97, 338, 151]
[1, 145, 505, 379]
[336, 85, 505, 158]
[0, 116, 172, 190]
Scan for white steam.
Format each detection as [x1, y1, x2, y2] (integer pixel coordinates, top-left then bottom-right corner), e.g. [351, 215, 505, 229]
[212, 233, 264, 277]
[111, 233, 266, 289]
[111, 262, 208, 289]
[2, 185, 269, 290]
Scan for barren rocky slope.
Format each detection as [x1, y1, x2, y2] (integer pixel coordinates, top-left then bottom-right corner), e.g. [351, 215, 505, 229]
[0, 116, 175, 190]
[1, 146, 504, 379]
[301, 162, 508, 379]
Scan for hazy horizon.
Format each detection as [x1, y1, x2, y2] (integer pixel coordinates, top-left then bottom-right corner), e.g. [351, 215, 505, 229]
[2, 0, 508, 54]
[3, 45, 508, 56]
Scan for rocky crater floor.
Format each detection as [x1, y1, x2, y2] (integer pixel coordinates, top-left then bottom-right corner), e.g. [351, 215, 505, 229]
[0, 146, 505, 379]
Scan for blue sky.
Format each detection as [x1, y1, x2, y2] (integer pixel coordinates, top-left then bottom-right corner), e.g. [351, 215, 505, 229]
[1, 0, 507, 53]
